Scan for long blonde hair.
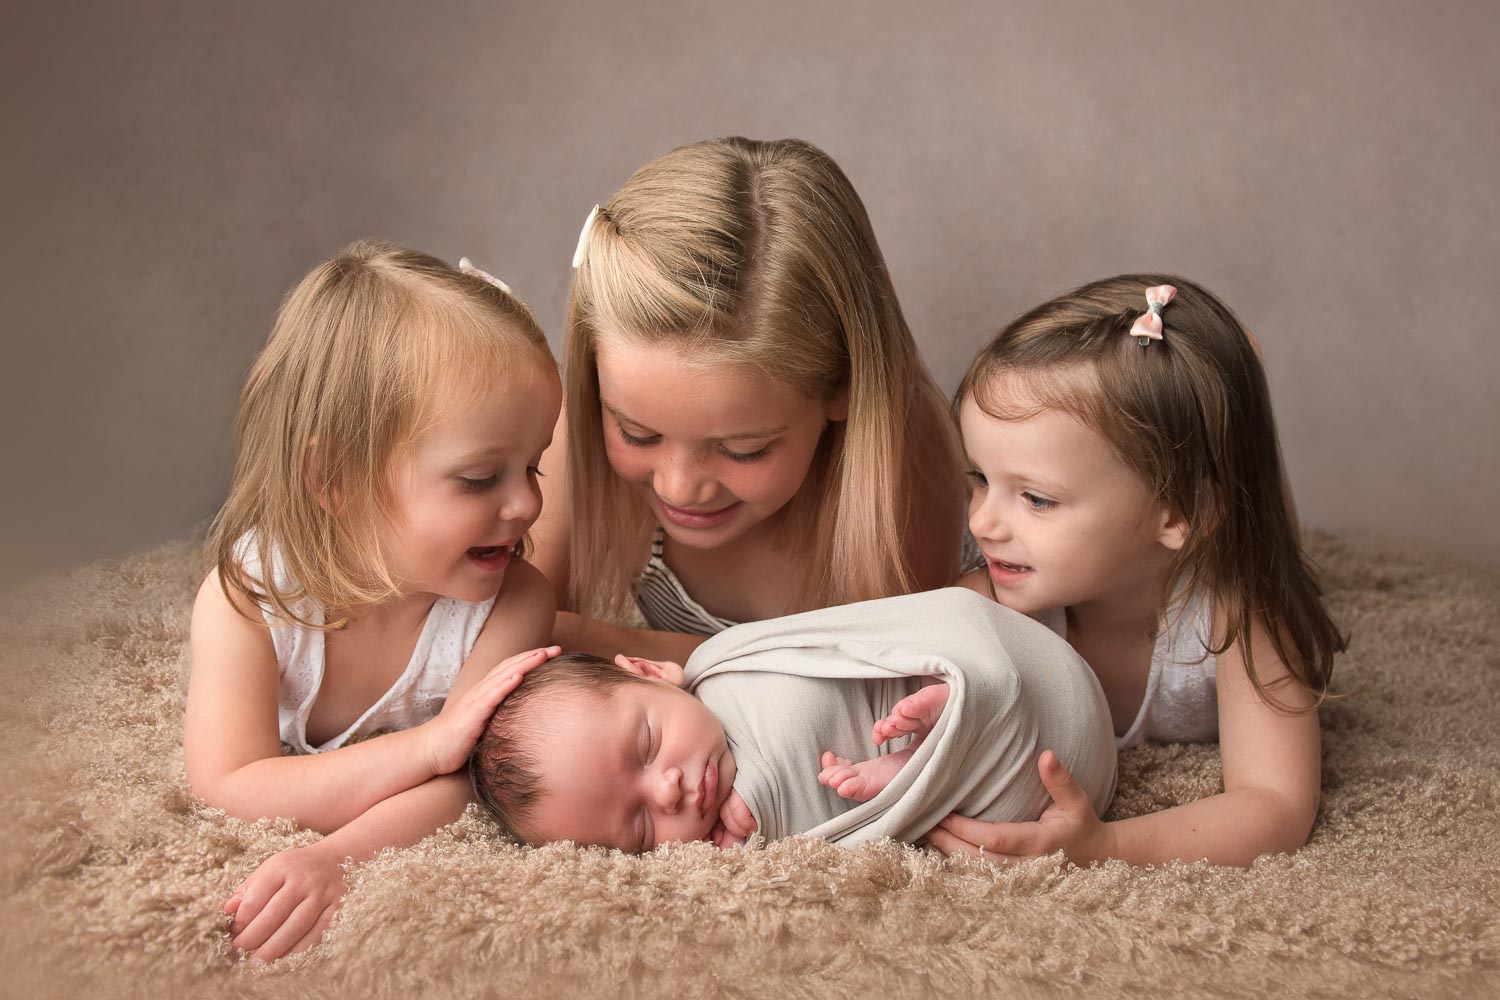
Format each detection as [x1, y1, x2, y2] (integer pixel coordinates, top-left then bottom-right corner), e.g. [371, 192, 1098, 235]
[209, 240, 552, 629]
[956, 274, 1345, 708]
[566, 137, 964, 620]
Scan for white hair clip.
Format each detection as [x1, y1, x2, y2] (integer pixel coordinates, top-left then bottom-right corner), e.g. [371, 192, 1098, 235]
[572, 205, 601, 269]
[458, 257, 512, 295]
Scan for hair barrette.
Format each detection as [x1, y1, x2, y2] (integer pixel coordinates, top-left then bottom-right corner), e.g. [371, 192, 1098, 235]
[572, 205, 601, 269]
[1128, 284, 1177, 345]
[458, 257, 512, 295]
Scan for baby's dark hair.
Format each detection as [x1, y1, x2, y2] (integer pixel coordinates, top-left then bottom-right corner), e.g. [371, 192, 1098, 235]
[468, 651, 650, 844]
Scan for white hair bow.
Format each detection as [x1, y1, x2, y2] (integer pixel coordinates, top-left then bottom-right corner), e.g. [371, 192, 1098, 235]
[458, 257, 512, 295]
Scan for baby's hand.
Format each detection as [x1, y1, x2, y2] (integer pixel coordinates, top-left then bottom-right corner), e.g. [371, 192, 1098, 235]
[709, 790, 756, 848]
[225, 842, 346, 963]
[421, 645, 561, 776]
[872, 682, 950, 747]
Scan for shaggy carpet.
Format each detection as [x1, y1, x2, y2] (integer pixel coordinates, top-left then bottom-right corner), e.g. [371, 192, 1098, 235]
[0, 534, 1495, 999]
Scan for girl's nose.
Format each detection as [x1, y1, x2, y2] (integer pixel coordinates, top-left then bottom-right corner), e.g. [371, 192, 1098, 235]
[653, 453, 716, 509]
[499, 478, 542, 524]
[969, 496, 1011, 543]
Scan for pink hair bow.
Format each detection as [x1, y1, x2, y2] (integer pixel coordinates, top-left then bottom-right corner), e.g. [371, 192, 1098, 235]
[1128, 285, 1177, 345]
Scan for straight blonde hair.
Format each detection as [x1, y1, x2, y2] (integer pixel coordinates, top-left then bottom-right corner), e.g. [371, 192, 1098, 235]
[566, 137, 965, 621]
[956, 274, 1346, 709]
[209, 240, 553, 629]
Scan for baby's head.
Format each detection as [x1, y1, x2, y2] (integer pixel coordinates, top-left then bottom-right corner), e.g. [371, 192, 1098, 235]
[470, 652, 736, 852]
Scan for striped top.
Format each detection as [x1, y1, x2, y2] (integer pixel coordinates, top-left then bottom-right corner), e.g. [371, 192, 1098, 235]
[635, 527, 741, 636]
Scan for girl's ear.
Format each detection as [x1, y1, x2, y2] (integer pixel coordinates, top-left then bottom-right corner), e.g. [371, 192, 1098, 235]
[826, 384, 850, 423]
[1155, 505, 1190, 552]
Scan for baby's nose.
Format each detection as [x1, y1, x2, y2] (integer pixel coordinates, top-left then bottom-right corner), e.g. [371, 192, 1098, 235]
[655, 766, 684, 812]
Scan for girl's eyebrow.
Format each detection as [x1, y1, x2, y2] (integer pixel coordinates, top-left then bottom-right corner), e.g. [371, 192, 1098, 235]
[600, 399, 787, 441]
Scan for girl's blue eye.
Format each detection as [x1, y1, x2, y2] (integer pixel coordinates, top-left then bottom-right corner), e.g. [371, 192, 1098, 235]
[1022, 491, 1057, 511]
[618, 427, 661, 447]
[966, 469, 989, 489]
[460, 475, 498, 492]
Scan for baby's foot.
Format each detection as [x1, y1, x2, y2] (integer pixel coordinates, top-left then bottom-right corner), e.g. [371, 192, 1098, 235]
[872, 681, 951, 746]
[817, 748, 914, 802]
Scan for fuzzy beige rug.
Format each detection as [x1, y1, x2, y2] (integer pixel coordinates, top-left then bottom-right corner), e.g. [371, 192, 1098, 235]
[0, 534, 1496, 999]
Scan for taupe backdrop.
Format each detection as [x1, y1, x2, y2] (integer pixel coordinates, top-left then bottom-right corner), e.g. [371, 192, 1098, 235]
[3, 1, 1497, 588]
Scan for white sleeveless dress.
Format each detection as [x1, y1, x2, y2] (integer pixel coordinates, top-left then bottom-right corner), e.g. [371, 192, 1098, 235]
[235, 535, 496, 754]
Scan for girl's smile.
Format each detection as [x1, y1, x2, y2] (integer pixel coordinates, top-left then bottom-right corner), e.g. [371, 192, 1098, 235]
[594, 338, 846, 551]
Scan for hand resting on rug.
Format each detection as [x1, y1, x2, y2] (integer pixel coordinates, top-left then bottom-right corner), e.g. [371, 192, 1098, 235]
[469, 589, 1117, 852]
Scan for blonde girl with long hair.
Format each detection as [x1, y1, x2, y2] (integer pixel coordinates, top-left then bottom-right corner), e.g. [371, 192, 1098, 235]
[185, 242, 562, 960]
[531, 137, 967, 658]
[928, 274, 1345, 867]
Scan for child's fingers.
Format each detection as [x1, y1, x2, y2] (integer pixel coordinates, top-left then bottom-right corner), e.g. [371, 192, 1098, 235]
[247, 896, 326, 963]
[223, 893, 242, 917]
[283, 901, 340, 960]
[232, 885, 301, 953]
[1036, 750, 1085, 809]
[228, 873, 285, 937]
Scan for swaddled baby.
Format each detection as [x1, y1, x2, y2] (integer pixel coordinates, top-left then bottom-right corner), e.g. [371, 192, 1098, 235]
[469, 588, 1117, 851]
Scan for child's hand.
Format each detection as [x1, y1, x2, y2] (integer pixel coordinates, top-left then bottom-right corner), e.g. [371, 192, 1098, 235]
[924, 751, 1117, 866]
[709, 790, 757, 848]
[612, 655, 686, 688]
[224, 842, 346, 962]
[422, 645, 561, 776]
[871, 682, 949, 747]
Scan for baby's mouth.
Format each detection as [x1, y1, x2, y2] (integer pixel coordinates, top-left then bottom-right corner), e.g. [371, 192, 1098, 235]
[991, 558, 1033, 573]
[468, 546, 504, 558]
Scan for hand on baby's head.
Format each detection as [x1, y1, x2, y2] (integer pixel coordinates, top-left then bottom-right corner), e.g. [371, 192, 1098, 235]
[469, 652, 737, 853]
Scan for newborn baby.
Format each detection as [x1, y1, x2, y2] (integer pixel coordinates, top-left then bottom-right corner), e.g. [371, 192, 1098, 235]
[470, 589, 1117, 852]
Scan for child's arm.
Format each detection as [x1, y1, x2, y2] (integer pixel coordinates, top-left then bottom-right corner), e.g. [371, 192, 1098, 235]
[925, 616, 1321, 867]
[184, 568, 554, 832]
[554, 610, 707, 664]
[222, 560, 558, 961]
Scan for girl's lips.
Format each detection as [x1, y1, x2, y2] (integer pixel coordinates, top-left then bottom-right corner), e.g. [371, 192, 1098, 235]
[657, 499, 742, 530]
[466, 545, 513, 573]
[987, 557, 1034, 586]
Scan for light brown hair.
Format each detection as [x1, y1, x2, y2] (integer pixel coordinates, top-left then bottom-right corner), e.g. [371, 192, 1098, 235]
[565, 136, 965, 620]
[956, 274, 1345, 708]
[208, 240, 553, 629]
[468, 652, 649, 845]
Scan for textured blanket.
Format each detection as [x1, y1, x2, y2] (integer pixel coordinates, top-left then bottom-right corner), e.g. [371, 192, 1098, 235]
[0, 533, 1496, 999]
[687, 588, 1116, 844]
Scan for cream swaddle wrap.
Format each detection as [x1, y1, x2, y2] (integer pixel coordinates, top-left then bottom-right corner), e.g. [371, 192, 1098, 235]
[684, 588, 1117, 845]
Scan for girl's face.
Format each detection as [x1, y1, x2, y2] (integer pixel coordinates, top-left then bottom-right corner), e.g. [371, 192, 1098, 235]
[381, 360, 562, 603]
[594, 337, 846, 550]
[959, 391, 1184, 616]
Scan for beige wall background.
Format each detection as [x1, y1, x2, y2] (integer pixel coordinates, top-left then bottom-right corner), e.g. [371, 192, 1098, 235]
[3, 0, 1497, 589]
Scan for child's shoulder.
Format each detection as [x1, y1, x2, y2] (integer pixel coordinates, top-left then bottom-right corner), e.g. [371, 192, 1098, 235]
[482, 558, 556, 629]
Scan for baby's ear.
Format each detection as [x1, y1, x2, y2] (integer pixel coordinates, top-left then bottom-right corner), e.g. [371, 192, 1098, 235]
[613, 655, 687, 688]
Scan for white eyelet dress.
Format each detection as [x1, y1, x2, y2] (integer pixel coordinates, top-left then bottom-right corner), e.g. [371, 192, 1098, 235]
[235, 535, 496, 754]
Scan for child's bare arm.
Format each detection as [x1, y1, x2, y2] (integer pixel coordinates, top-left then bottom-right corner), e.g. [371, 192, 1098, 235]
[926, 616, 1321, 867]
[185, 569, 552, 831]
[554, 610, 707, 663]
[226, 772, 473, 962]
